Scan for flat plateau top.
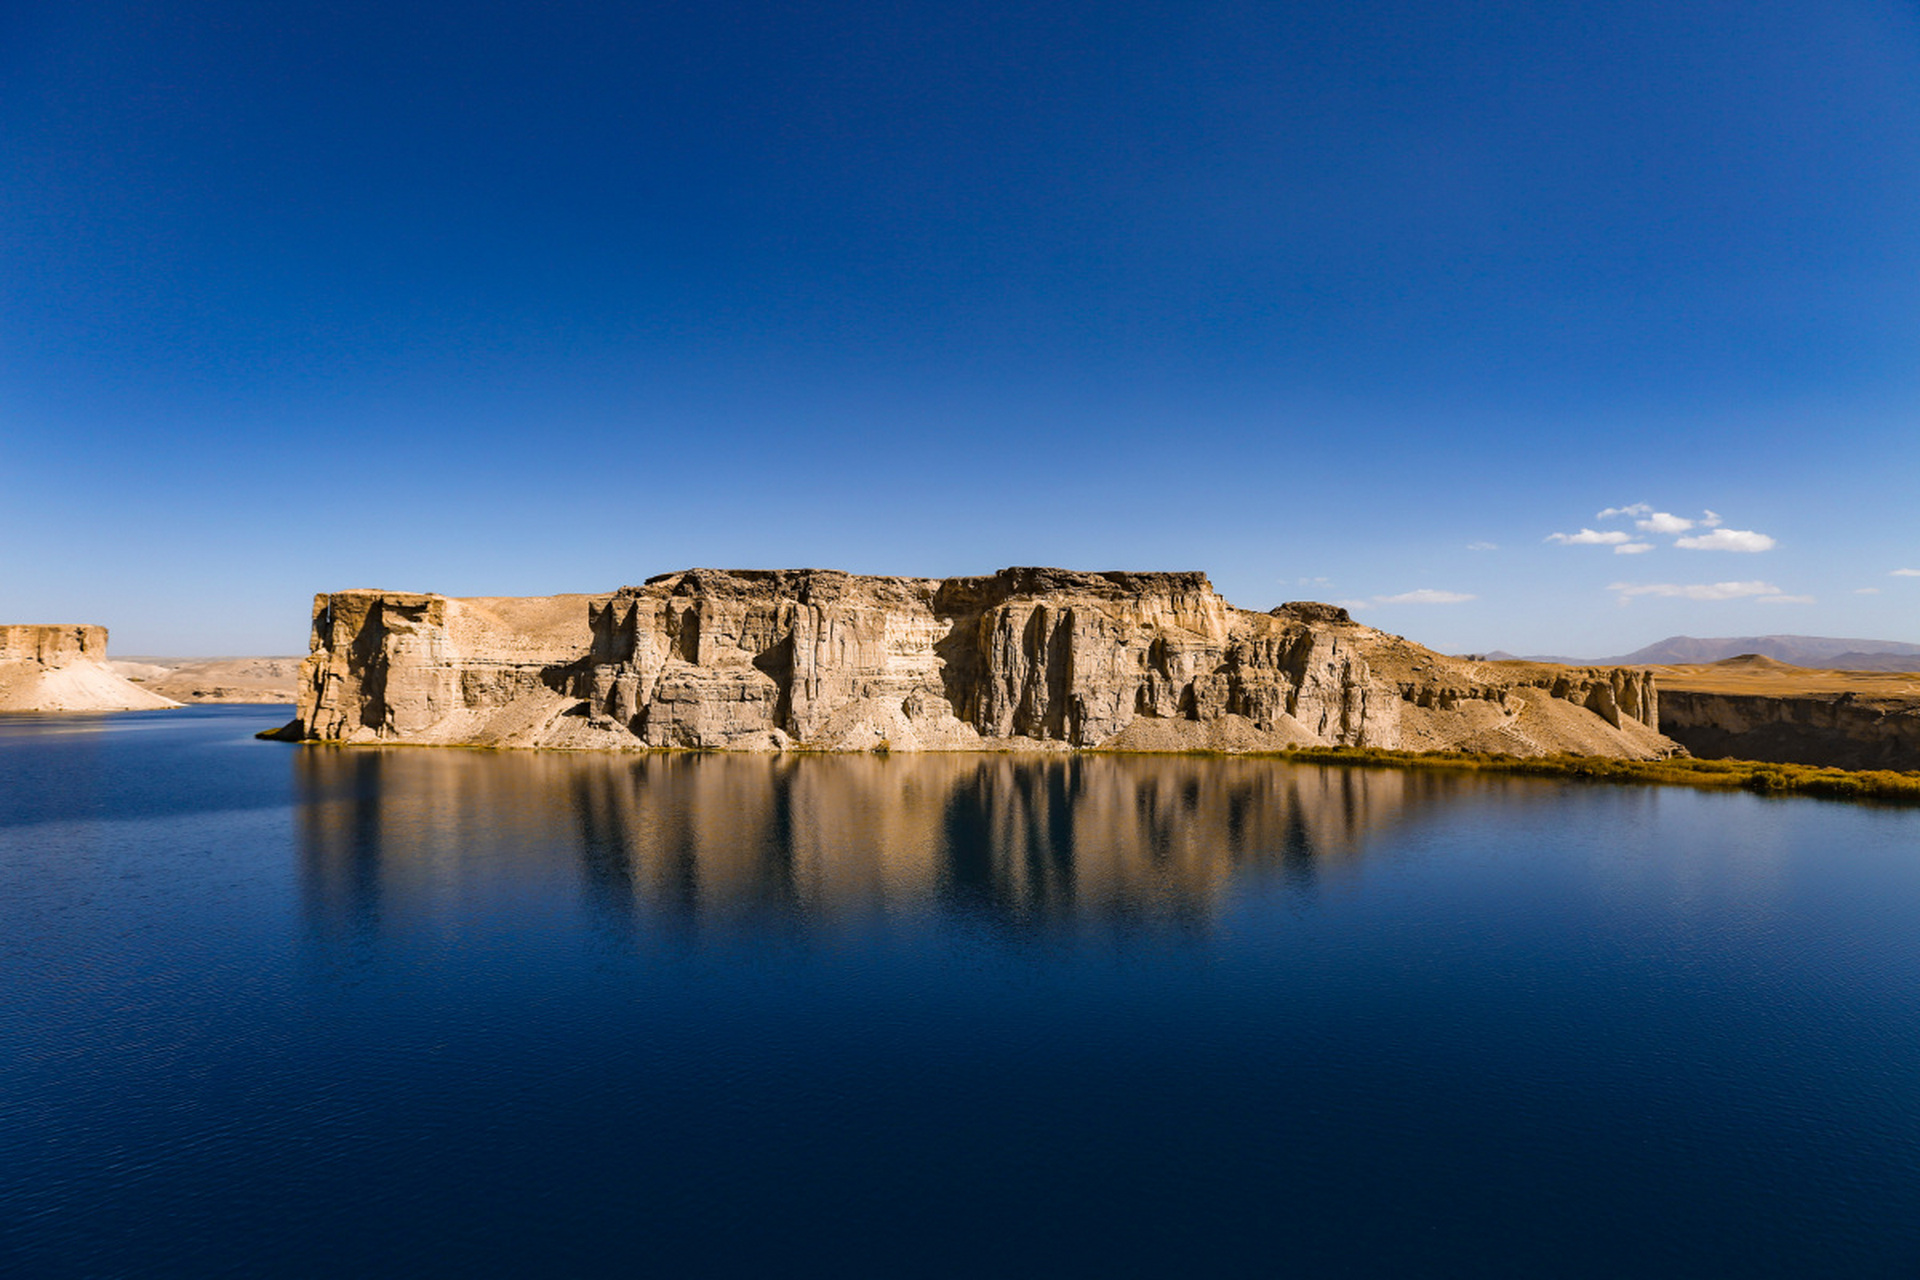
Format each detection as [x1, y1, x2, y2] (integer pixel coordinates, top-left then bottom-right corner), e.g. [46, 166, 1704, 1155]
[1654, 656, 1920, 700]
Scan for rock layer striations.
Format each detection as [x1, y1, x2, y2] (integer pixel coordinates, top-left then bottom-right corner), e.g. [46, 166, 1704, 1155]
[0, 625, 182, 712]
[1658, 689, 1920, 770]
[290, 568, 1673, 757]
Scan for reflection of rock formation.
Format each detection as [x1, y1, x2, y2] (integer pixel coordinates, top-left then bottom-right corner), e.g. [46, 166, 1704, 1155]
[288, 569, 1672, 758]
[295, 750, 389, 940]
[293, 751, 1474, 935]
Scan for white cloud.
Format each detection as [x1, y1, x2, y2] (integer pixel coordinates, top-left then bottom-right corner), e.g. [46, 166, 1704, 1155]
[1608, 580, 1785, 603]
[1466, 541, 1498, 552]
[1614, 542, 1655, 555]
[1295, 576, 1331, 586]
[1635, 511, 1694, 534]
[1375, 589, 1476, 605]
[1894, 569, 1920, 577]
[1755, 594, 1816, 605]
[1674, 528, 1776, 553]
[1334, 598, 1371, 611]
[1856, 587, 1882, 595]
[1547, 528, 1633, 546]
[1595, 504, 1733, 536]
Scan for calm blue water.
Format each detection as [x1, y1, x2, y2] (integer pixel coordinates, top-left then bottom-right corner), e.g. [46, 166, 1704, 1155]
[4, 706, 1920, 1277]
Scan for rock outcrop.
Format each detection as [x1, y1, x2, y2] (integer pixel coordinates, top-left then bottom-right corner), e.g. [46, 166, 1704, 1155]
[1643, 656, 1920, 770]
[1659, 690, 1920, 770]
[0, 625, 182, 712]
[287, 568, 1675, 757]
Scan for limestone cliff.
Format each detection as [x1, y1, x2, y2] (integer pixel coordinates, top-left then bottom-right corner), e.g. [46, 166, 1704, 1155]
[1643, 657, 1920, 770]
[1659, 690, 1920, 770]
[288, 568, 1674, 757]
[0, 625, 182, 712]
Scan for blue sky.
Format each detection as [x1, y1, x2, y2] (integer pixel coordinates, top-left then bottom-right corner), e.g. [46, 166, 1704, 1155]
[4, 0, 1917, 655]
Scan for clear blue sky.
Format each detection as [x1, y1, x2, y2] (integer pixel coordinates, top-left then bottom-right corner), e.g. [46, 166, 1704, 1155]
[4, 0, 1917, 656]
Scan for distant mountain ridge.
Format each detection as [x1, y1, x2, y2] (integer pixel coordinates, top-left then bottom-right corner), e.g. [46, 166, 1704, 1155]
[1521, 634, 1920, 671]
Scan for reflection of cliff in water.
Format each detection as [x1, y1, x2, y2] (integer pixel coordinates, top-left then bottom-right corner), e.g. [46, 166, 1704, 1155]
[293, 750, 1463, 936]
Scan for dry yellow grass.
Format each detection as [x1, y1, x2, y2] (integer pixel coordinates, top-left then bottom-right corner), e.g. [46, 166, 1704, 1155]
[1278, 745, 1920, 804]
[1651, 654, 1920, 699]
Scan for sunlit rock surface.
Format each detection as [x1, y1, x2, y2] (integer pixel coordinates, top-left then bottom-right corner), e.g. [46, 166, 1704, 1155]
[0, 625, 181, 712]
[289, 568, 1673, 757]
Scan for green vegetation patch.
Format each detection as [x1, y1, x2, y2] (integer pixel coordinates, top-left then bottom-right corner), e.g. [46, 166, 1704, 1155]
[1280, 746, 1920, 804]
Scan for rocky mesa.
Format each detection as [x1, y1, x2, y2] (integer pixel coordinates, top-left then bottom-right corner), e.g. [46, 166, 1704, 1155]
[1652, 655, 1920, 770]
[284, 567, 1675, 758]
[0, 625, 183, 712]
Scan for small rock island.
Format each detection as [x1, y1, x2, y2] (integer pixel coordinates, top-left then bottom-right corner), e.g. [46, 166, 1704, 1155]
[284, 567, 1677, 757]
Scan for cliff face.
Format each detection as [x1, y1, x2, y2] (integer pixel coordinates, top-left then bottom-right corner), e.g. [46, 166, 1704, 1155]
[0, 625, 181, 712]
[291, 568, 1673, 757]
[1, 624, 107, 665]
[1659, 690, 1920, 770]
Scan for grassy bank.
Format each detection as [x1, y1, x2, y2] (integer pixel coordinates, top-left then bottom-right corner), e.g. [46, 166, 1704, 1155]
[1280, 746, 1920, 804]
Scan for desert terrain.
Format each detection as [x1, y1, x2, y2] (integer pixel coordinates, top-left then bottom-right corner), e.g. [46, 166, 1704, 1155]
[110, 656, 302, 704]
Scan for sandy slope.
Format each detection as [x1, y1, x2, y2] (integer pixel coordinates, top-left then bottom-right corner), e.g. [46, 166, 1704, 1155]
[0, 660, 182, 711]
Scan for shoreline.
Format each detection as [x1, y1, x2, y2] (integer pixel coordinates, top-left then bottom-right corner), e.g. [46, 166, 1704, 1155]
[1183, 745, 1920, 805]
[255, 725, 1920, 805]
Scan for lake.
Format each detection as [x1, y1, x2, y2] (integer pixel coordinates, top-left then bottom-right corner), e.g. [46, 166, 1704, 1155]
[4, 705, 1919, 1276]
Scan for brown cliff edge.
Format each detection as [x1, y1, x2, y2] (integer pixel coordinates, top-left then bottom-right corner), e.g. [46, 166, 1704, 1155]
[1650, 655, 1920, 770]
[279, 568, 1677, 757]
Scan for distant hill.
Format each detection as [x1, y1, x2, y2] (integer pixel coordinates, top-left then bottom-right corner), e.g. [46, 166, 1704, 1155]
[1524, 634, 1920, 671]
[108, 655, 302, 703]
[1822, 651, 1920, 672]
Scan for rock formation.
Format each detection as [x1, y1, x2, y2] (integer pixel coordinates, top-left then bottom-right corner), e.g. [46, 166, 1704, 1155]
[287, 568, 1674, 757]
[284, 568, 1672, 756]
[1626, 655, 1920, 769]
[0, 625, 182, 712]
[1658, 689, 1920, 770]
